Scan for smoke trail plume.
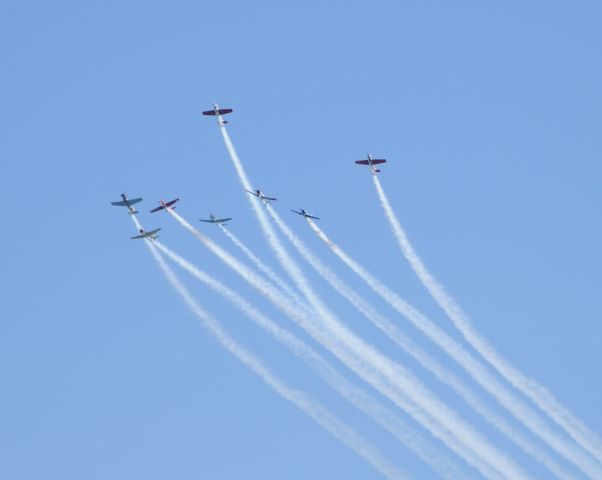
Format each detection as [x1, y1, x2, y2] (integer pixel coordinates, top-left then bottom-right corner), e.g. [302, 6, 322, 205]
[154, 240, 472, 480]
[213, 125, 532, 479]
[372, 174, 602, 464]
[310, 219, 602, 479]
[271, 216, 577, 480]
[168, 207, 525, 479]
[142, 236, 410, 480]
[218, 224, 307, 310]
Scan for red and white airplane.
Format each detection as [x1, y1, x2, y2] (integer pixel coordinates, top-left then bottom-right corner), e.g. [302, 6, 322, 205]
[202, 104, 233, 125]
[150, 198, 180, 213]
[355, 154, 386, 174]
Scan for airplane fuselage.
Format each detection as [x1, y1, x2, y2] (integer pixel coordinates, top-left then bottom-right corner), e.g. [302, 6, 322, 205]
[120, 193, 137, 214]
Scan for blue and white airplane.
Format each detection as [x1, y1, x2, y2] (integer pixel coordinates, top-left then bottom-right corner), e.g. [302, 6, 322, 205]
[291, 209, 320, 221]
[246, 189, 277, 204]
[200, 214, 232, 226]
[111, 193, 143, 215]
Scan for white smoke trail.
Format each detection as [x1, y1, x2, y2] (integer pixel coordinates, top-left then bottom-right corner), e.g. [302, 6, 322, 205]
[131, 214, 143, 232]
[309, 220, 602, 479]
[270, 216, 577, 480]
[141, 237, 409, 480]
[168, 207, 518, 479]
[372, 174, 602, 464]
[215, 124, 531, 479]
[218, 224, 307, 310]
[153, 240, 472, 480]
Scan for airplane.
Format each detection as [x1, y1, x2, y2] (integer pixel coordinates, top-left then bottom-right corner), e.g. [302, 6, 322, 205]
[246, 189, 277, 203]
[150, 198, 180, 213]
[131, 228, 161, 240]
[111, 193, 143, 215]
[202, 104, 233, 124]
[355, 154, 386, 174]
[200, 214, 232, 226]
[291, 209, 320, 221]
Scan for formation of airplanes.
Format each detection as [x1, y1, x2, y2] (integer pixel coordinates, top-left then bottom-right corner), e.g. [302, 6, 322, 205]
[113, 105, 388, 239]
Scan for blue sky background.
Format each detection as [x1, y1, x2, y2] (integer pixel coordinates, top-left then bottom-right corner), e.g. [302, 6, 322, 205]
[1, 1, 601, 478]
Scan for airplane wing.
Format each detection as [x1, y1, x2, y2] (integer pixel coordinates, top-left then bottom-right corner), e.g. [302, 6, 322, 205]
[130, 228, 161, 240]
[246, 190, 276, 201]
[202, 109, 233, 116]
[111, 197, 142, 207]
[200, 216, 231, 224]
[150, 198, 179, 213]
[307, 214, 320, 221]
[291, 209, 303, 215]
[355, 159, 386, 165]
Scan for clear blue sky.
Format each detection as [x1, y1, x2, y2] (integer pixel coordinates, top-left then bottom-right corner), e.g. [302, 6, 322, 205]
[1, 1, 600, 478]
